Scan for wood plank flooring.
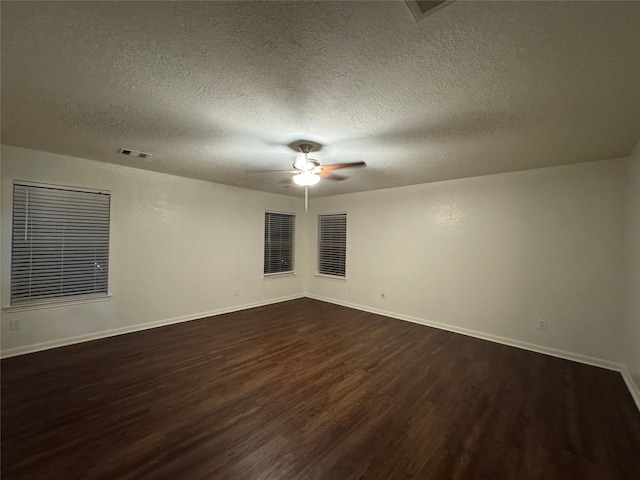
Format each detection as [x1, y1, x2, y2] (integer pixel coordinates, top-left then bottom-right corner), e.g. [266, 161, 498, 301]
[2, 298, 640, 480]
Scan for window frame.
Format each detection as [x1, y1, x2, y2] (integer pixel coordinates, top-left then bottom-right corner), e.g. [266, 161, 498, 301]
[263, 211, 296, 277]
[9, 180, 112, 308]
[317, 212, 347, 279]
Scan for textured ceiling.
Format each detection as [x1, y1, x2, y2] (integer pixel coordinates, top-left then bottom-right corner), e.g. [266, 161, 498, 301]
[2, 1, 639, 197]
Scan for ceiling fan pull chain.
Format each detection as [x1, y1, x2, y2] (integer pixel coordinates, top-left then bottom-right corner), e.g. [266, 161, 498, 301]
[305, 185, 309, 212]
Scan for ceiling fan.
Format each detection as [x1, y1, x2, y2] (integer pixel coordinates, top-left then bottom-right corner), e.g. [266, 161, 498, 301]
[252, 142, 366, 211]
[290, 143, 366, 184]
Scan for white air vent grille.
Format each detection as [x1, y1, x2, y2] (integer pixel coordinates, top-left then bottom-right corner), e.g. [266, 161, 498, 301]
[117, 148, 152, 159]
[405, 0, 453, 22]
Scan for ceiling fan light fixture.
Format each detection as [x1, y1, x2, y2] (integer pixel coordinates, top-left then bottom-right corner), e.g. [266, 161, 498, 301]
[293, 172, 320, 186]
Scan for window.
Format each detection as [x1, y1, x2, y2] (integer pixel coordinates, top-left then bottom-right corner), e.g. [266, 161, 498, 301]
[264, 212, 295, 275]
[11, 182, 111, 306]
[318, 213, 347, 277]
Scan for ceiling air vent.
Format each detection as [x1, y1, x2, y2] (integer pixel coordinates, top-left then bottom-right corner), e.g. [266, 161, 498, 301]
[405, 1, 453, 22]
[117, 147, 152, 159]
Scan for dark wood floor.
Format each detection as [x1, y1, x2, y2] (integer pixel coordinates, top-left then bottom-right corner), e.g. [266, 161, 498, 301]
[2, 298, 640, 480]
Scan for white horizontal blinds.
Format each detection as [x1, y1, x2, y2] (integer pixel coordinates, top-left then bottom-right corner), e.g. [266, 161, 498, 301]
[318, 213, 346, 277]
[11, 183, 111, 305]
[264, 212, 295, 275]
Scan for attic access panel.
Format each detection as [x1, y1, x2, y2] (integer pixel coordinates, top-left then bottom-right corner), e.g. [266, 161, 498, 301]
[405, 0, 454, 21]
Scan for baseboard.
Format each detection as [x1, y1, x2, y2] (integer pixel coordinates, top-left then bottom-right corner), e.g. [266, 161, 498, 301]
[306, 294, 623, 371]
[0, 294, 305, 359]
[306, 295, 640, 411]
[621, 367, 640, 412]
[4, 292, 638, 413]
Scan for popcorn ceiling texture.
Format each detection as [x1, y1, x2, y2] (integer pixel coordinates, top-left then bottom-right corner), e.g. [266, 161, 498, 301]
[1, 1, 639, 197]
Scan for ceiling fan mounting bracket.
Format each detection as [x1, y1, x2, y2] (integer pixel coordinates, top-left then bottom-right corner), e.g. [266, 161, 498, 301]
[298, 143, 314, 154]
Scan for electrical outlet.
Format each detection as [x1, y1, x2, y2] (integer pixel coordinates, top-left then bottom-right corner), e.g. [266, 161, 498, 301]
[234, 289, 240, 296]
[9, 319, 21, 331]
[536, 319, 548, 331]
[380, 293, 385, 300]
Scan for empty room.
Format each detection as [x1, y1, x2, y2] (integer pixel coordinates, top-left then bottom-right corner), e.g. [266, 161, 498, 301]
[1, 1, 639, 479]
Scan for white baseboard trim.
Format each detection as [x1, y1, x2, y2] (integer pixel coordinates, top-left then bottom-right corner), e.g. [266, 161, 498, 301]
[306, 295, 640, 411]
[0, 294, 305, 359]
[306, 294, 623, 371]
[3, 292, 639, 413]
[620, 367, 640, 412]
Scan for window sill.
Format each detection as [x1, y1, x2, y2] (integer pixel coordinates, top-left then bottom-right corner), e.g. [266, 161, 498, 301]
[3, 294, 113, 313]
[263, 272, 297, 280]
[314, 274, 347, 282]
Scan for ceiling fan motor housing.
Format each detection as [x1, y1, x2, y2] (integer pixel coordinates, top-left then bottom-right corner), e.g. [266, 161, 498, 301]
[295, 143, 321, 172]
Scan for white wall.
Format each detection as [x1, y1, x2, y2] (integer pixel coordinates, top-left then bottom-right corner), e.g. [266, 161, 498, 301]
[306, 158, 628, 365]
[624, 148, 640, 393]
[1, 144, 634, 381]
[1, 145, 306, 355]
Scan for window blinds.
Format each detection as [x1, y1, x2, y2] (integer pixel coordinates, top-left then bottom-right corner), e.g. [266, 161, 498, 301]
[11, 183, 111, 305]
[264, 212, 295, 275]
[318, 213, 346, 277]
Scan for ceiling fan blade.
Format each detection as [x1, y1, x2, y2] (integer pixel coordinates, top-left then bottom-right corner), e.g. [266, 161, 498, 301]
[319, 172, 347, 181]
[321, 161, 366, 172]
